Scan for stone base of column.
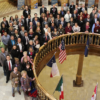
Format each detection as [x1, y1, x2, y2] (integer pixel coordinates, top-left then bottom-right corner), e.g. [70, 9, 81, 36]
[73, 80, 83, 87]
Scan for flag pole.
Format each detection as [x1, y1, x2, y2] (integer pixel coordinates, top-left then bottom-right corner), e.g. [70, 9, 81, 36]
[96, 82, 98, 100]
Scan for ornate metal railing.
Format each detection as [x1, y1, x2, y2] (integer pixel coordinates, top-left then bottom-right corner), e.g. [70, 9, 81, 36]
[33, 32, 100, 100]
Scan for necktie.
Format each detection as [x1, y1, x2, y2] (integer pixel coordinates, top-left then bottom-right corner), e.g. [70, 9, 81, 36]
[28, 19, 30, 25]
[68, 14, 70, 20]
[53, 8, 55, 12]
[46, 37, 47, 41]
[19, 23, 21, 29]
[9, 61, 11, 71]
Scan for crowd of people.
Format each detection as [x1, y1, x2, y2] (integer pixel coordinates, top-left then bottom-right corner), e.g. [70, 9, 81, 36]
[0, 1, 100, 99]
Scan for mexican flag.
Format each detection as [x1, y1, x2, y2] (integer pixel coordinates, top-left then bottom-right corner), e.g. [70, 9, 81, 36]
[55, 76, 64, 100]
[91, 83, 98, 100]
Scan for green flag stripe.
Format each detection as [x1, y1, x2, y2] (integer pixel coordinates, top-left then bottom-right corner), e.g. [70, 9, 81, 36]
[55, 76, 63, 92]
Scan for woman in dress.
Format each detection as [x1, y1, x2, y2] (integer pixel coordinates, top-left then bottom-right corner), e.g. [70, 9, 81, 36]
[20, 71, 35, 100]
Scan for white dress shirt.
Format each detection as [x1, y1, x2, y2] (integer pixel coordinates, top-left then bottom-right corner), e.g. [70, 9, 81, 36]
[18, 43, 22, 51]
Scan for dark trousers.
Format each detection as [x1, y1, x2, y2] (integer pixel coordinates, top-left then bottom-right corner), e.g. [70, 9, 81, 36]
[24, 45, 28, 51]
[6, 71, 11, 82]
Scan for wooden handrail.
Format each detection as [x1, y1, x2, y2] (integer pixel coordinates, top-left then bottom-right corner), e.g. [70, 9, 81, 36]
[33, 33, 100, 100]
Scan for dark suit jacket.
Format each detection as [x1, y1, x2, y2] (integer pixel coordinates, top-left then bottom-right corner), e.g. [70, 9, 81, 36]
[22, 36, 29, 46]
[40, 7, 47, 15]
[14, 33, 21, 42]
[1, 21, 9, 28]
[32, 17, 40, 22]
[59, 21, 66, 28]
[3, 59, 14, 73]
[0, 51, 8, 66]
[43, 35, 50, 44]
[11, 49, 20, 59]
[82, 24, 91, 32]
[17, 42, 25, 52]
[90, 12, 95, 20]
[91, 18, 99, 25]
[79, 7, 87, 13]
[69, 5, 75, 14]
[50, 7, 57, 18]
[60, 10, 66, 17]
[8, 39, 16, 52]
[23, 9, 31, 18]
[33, 21, 39, 27]
[72, 13, 78, 22]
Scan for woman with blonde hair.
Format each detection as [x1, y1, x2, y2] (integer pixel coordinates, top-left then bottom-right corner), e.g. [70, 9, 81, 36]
[21, 51, 33, 65]
[20, 70, 35, 100]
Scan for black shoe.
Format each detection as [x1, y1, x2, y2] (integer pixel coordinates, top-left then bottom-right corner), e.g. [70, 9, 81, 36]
[12, 93, 15, 97]
[18, 91, 21, 95]
[6, 81, 8, 83]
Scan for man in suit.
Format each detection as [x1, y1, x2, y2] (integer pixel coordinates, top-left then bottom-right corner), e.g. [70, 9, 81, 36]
[42, 17, 49, 28]
[3, 55, 14, 83]
[17, 38, 24, 60]
[23, 6, 31, 19]
[21, 15, 26, 29]
[75, 5, 79, 14]
[10, 67, 21, 97]
[27, 22, 36, 32]
[32, 13, 40, 22]
[8, 35, 16, 52]
[97, 10, 100, 21]
[72, 10, 78, 22]
[79, 4, 87, 13]
[0, 48, 9, 75]
[26, 15, 32, 30]
[90, 9, 96, 20]
[91, 14, 99, 26]
[50, 5, 57, 18]
[33, 17, 39, 27]
[18, 18, 24, 31]
[60, 7, 66, 17]
[69, 1, 75, 14]
[14, 29, 21, 42]
[43, 32, 50, 44]
[22, 32, 29, 51]
[63, 3, 69, 13]
[60, 17, 66, 28]
[1, 17, 9, 28]
[55, 14, 61, 28]
[40, 5, 47, 15]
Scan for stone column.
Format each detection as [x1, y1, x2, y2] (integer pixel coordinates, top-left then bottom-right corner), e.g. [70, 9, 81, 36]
[73, 54, 84, 87]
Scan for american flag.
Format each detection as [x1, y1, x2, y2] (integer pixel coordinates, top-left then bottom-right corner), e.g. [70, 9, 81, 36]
[59, 39, 66, 64]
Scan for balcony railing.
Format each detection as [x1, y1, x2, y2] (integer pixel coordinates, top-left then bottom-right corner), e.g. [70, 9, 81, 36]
[33, 32, 100, 100]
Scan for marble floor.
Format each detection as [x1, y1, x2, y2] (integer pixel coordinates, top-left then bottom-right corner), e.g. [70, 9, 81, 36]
[38, 55, 100, 100]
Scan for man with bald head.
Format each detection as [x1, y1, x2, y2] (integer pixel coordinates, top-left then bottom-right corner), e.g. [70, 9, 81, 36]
[0, 48, 9, 75]
[40, 5, 47, 15]
[50, 5, 58, 18]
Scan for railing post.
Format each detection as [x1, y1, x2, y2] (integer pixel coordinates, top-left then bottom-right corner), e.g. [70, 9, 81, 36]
[73, 54, 84, 87]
